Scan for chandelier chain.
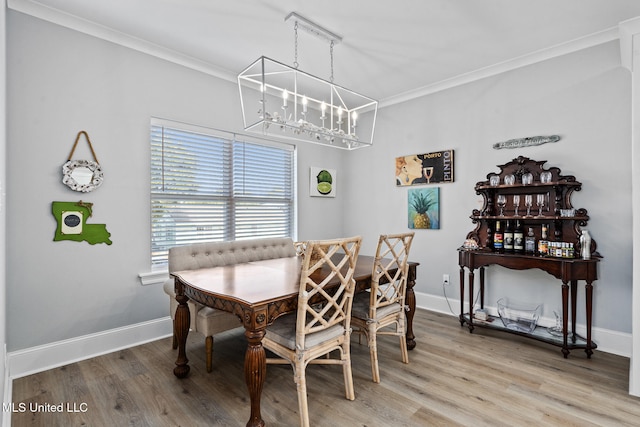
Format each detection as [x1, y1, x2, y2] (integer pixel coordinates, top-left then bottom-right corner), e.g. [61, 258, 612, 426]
[293, 21, 299, 69]
[330, 40, 335, 83]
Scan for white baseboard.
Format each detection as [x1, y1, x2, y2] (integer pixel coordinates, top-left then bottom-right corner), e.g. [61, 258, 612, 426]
[7, 317, 172, 380]
[3, 292, 631, 384]
[416, 291, 632, 358]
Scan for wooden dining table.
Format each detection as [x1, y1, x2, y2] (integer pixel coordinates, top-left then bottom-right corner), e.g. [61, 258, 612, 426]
[171, 254, 419, 427]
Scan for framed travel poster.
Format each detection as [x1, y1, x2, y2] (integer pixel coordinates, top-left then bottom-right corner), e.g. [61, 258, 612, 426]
[396, 149, 454, 186]
[408, 188, 440, 229]
[310, 167, 336, 197]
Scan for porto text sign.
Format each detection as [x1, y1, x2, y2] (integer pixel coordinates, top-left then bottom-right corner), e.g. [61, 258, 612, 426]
[395, 150, 454, 186]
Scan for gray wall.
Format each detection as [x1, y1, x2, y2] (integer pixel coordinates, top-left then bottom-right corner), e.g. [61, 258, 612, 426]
[344, 40, 632, 333]
[6, 11, 632, 353]
[6, 12, 345, 351]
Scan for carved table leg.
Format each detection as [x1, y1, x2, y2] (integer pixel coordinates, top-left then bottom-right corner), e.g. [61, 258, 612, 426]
[173, 280, 191, 378]
[243, 308, 268, 427]
[585, 281, 594, 359]
[405, 265, 417, 350]
[561, 281, 570, 358]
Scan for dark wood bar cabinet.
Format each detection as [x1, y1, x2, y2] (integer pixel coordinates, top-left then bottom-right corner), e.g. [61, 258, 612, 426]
[458, 156, 601, 358]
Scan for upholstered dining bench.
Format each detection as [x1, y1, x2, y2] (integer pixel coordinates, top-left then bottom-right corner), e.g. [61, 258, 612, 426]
[163, 237, 298, 372]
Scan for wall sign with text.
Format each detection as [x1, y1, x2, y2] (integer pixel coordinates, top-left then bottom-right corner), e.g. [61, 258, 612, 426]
[395, 150, 454, 186]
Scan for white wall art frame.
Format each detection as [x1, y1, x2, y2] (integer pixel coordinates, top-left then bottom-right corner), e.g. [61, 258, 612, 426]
[309, 167, 336, 197]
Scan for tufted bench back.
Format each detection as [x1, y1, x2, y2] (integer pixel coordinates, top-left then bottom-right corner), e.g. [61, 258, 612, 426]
[168, 237, 297, 273]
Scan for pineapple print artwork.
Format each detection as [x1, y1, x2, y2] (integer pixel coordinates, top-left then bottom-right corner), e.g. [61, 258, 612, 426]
[408, 188, 440, 229]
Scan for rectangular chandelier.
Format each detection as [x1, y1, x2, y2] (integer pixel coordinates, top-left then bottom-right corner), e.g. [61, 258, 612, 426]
[238, 56, 378, 150]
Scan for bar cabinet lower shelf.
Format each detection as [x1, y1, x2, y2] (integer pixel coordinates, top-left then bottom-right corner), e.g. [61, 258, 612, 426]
[460, 313, 595, 352]
[458, 249, 599, 358]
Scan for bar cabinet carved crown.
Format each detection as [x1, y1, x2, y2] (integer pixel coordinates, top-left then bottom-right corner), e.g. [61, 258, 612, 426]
[458, 156, 601, 358]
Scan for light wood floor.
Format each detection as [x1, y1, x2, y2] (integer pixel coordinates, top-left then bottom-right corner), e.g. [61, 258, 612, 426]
[11, 309, 640, 426]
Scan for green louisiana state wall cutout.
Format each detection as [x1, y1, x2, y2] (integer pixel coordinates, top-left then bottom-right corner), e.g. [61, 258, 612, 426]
[52, 201, 112, 245]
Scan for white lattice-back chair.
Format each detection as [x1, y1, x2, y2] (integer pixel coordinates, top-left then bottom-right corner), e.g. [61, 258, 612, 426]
[351, 232, 415, 383]
[263, 236, 362, 427]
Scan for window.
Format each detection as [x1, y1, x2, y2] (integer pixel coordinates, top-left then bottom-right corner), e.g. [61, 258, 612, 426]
[150, 119, 295, 266]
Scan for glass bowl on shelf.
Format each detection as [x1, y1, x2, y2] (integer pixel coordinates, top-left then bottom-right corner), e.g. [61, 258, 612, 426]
[497, 297, 542, 333]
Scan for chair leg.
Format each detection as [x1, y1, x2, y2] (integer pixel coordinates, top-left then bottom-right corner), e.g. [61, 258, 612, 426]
[368, 324, 380, 383]
[399, 334, 409, 364]
[294, 362, 310, 427]
[205, 336, 213, 373]
[342, 345, 355, 400]
[398, 319, 409, 364]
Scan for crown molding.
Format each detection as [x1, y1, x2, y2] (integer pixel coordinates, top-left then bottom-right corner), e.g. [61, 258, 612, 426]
[619, 16, 640, 71]
[7, 0, 237, 83]
[8, 0, 627, 109]
[379, 26, 620, 108]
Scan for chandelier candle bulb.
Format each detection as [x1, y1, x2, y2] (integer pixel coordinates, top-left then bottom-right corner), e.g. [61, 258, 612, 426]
[282, 89, 288, 107]
[336, 106, 343, 132]
[302, 96, 308, 113]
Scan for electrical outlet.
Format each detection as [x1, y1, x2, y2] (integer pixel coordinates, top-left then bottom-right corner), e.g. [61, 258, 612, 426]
[443, 274, 450, 286]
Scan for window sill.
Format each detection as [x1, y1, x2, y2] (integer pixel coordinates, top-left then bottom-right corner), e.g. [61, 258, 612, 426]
[139, 269, 169, 286]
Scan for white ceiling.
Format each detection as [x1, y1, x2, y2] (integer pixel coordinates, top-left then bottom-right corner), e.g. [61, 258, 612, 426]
[10, 0, 640, 105]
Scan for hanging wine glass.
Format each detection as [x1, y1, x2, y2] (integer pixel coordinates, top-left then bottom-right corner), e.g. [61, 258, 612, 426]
[525, 194, 533, 217]
[513, 194, 520, 217]
[497, 195, 506, 216]
[536, 193, 546, 217]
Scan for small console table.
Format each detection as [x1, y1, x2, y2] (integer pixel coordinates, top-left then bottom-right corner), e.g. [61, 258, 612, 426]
[459, 156, 601, 358]
[458, 250, 598, 357]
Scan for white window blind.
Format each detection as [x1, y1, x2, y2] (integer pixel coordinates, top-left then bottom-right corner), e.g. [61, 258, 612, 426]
[150, 120, 295, 266]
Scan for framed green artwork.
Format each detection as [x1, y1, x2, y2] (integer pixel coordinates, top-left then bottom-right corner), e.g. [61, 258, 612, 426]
[310, 167, 336, 197]
[408, 188, 440, 229]
[52, 201, 112, 245]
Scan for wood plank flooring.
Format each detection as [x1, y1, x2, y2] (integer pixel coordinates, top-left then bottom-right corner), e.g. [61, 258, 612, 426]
[11, 309, 640, 426]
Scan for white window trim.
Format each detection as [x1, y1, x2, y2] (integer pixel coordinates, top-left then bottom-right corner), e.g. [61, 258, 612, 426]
[139, 118, 297, 284]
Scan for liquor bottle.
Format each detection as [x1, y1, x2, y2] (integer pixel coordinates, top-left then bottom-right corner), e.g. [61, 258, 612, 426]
[568, 242, 575, 258]
[554, 242, 563, 258]
[538, 224, 549, 256]
[503, 220, 514, 253]
[525, 227, 536, 255]
[513, 220, 524, 254]
[493, 220, 504, 253]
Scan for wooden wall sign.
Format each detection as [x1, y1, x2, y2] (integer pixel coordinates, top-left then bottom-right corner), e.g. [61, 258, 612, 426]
[493, 135, 560, 150]
[52, 201, 112, 245]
